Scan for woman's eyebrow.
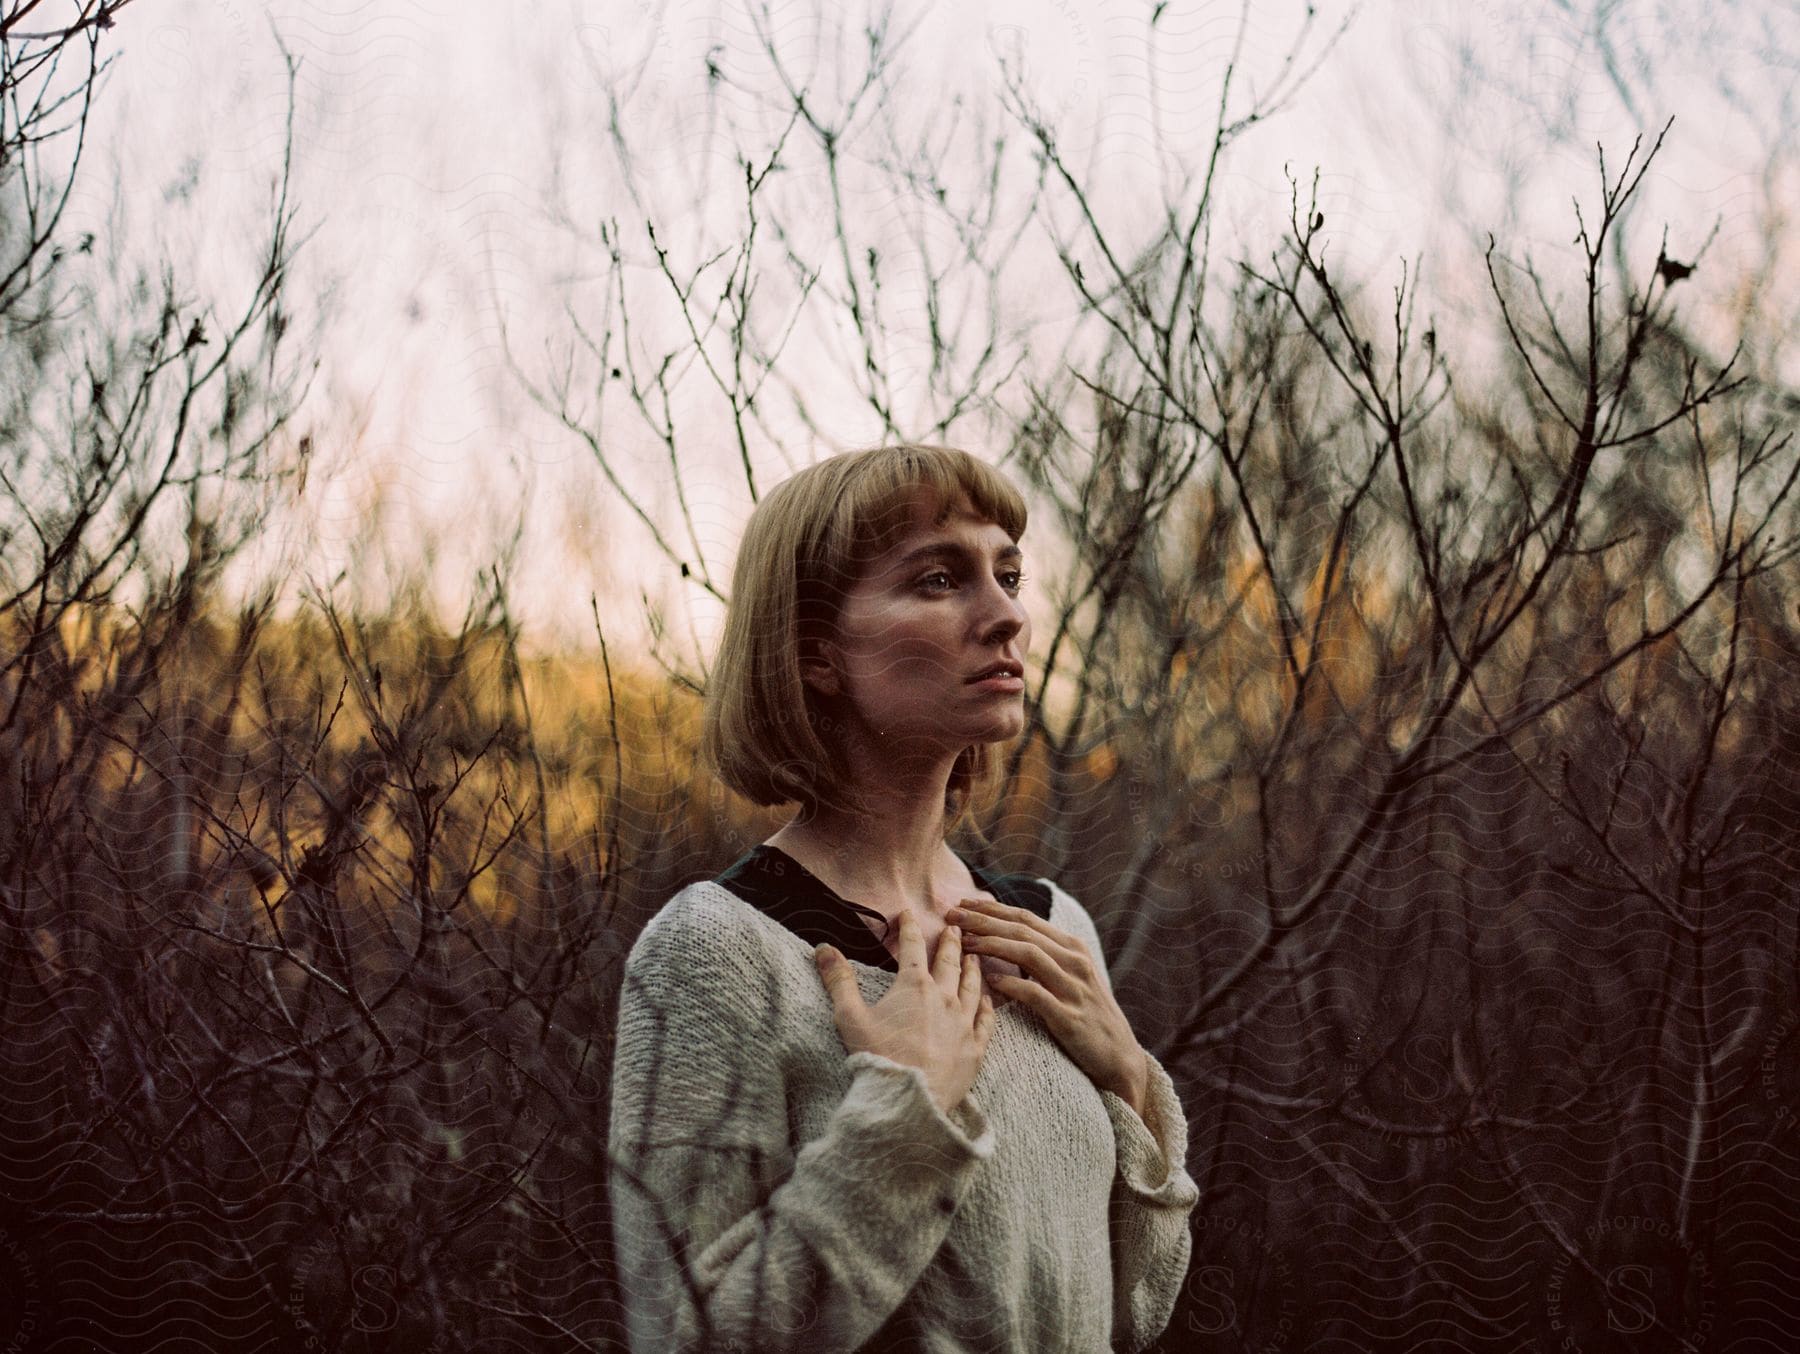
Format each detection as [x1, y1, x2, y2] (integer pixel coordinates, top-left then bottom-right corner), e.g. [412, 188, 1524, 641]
[893, 540, 1024, 570]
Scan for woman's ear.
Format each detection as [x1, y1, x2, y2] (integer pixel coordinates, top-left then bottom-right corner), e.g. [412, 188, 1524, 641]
[799, 641, 841, 697]
[800, 653, 841, 697]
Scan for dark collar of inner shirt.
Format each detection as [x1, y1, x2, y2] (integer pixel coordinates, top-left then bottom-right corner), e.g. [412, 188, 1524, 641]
[710, 843, 1054, 973]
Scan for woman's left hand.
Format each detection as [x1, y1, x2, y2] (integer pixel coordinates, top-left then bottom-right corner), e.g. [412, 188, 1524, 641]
[944, 897, 1149, 1114]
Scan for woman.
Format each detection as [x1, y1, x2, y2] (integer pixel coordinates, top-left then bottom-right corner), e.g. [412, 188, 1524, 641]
[608, 445, 1199, 1352]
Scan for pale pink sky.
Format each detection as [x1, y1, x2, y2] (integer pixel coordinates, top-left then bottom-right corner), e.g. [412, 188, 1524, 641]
[79, 0, 1797, 661]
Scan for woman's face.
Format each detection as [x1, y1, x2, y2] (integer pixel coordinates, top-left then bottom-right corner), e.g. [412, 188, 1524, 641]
[805, 489, 1031, 754]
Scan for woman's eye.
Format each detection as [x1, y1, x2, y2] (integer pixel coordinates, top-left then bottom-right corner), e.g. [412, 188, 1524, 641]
[918, 570, 1029, 594]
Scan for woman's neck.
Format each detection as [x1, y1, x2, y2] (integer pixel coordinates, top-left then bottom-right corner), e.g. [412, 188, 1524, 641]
[767, 722, 972, 914]
[765, 811, 965, 918]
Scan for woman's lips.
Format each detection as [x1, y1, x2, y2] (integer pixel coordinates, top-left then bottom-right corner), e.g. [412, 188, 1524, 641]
[969, 674, 1024, 692]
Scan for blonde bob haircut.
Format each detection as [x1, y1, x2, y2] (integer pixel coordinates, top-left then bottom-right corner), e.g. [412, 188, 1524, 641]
[702, 444, 1030, 841]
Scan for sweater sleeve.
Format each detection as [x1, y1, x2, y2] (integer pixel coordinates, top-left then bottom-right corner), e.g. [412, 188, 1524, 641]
[1043, 881, 1201, 1354]
[607, 892, 997, 1353]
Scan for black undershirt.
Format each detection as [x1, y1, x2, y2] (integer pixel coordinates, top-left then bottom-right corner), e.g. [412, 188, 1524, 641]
[709, 843, 1054, 973]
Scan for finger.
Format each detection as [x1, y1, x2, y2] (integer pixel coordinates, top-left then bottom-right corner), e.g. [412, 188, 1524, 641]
[959, 904, 1086, 980]
[814, 944, 864, 1019]
[974, 991, 996, 1045]
[960, 899, 1085, 958]
[958, 948, 983, 1014]
[932, 922, 963, 990]
[988, 970, 1048, 1016]
[894, 908, 928, 972]
[961, 932, 1075, 999]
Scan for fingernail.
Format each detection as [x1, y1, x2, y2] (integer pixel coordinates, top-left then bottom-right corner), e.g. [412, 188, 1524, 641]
[945, 908, 964, 923]
[815, 945, 835, 965]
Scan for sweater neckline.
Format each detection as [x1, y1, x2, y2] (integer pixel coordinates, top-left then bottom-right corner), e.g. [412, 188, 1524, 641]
[710, 843, 1054, 972]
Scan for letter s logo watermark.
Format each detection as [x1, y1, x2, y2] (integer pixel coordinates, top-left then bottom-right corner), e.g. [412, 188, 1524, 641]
[1188, 1264, 1237, 1334]
[1605, 1264, 1655, 1334]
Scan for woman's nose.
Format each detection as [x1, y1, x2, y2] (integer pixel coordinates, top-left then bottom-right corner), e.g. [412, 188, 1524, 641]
[980, 580, 1026, 633]
[986, 579, 1029, 626]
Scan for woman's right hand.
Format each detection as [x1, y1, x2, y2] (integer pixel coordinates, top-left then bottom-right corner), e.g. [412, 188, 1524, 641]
[815, 911, 996, 1116]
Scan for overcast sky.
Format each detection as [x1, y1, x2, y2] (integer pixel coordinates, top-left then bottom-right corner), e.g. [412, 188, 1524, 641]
[78, 0, 1797, 660]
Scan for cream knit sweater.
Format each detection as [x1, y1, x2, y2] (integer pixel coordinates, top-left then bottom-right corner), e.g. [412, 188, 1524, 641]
[607, 875, 1200, 1353]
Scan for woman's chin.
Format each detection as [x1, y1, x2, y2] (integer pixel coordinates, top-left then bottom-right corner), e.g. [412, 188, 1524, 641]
[970, 711, 1027, 742]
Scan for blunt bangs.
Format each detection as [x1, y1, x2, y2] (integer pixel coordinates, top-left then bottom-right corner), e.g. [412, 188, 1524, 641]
[700, 444, 1029, 838]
